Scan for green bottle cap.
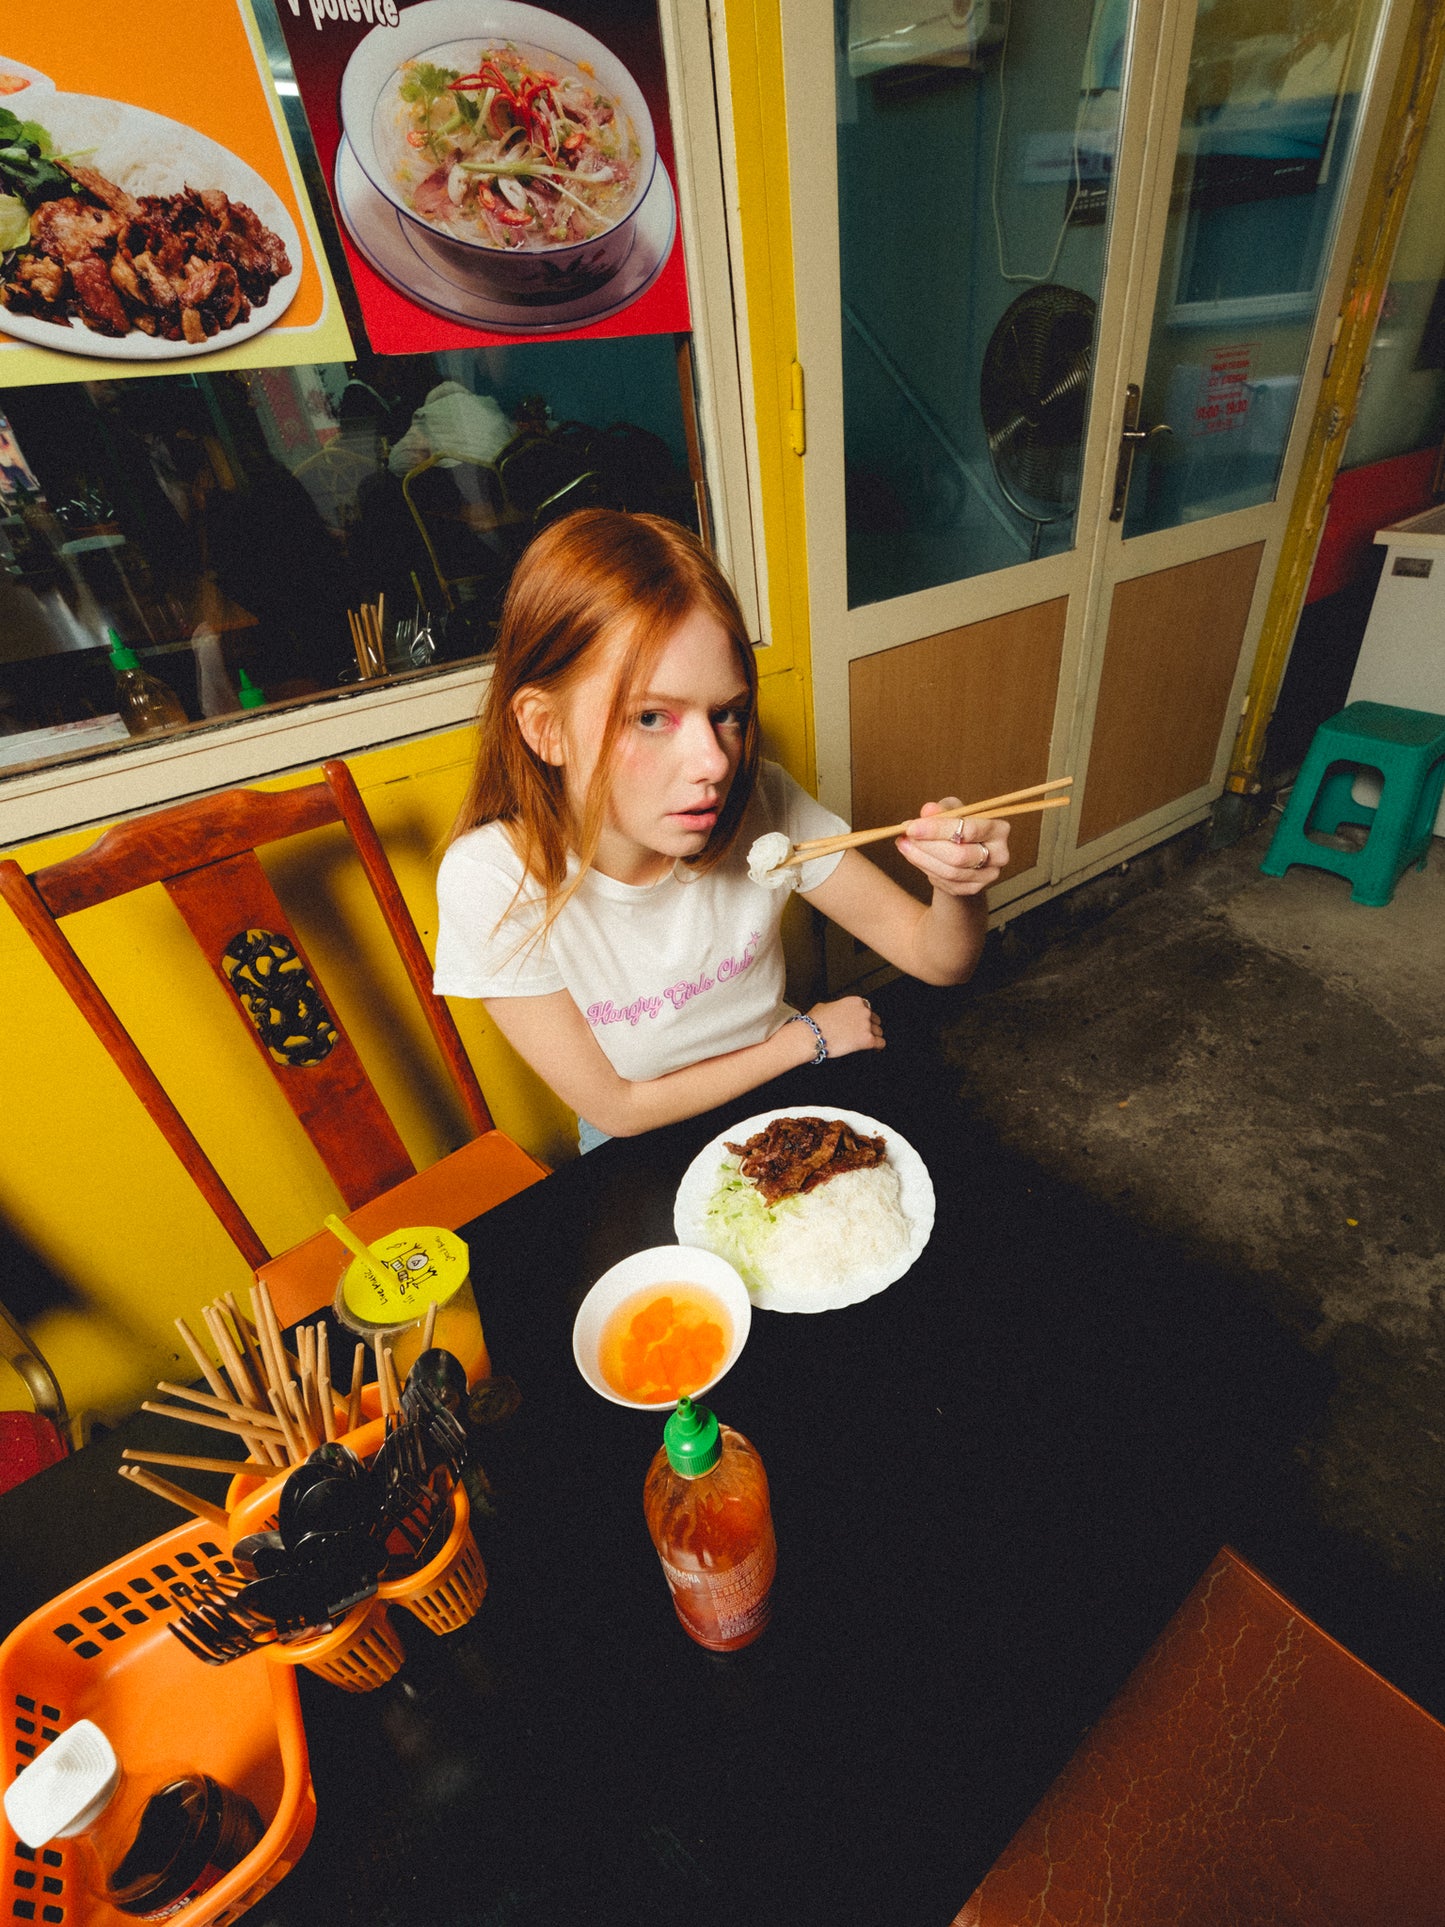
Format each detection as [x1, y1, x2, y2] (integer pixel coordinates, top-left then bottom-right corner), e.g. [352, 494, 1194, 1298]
[107, 627, 138, 672]
[237, 669, 265, 709]
[663, 1395, 721, 1478]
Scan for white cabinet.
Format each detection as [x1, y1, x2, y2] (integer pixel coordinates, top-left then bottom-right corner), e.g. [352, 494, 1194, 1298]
[1346, 502, 1445, 834]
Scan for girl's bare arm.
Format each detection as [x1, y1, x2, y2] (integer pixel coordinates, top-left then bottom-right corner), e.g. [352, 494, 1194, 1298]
[801, 800, 1009, 987]
[479, 987, 881, 1138]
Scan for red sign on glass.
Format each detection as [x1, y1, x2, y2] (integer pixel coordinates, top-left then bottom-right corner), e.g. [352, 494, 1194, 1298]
[273, 0, 690, 352]
[1191, 343, 1254, 438]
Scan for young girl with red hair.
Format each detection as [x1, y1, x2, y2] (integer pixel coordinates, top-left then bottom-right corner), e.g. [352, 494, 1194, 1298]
[434, 511, 1009, 1149]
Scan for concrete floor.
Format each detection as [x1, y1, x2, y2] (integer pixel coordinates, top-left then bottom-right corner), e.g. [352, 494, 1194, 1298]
[891, 817, 1445, 1712]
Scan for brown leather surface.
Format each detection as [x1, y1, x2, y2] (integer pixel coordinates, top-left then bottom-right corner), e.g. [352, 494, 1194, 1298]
[954, 1547, 1445, 1927]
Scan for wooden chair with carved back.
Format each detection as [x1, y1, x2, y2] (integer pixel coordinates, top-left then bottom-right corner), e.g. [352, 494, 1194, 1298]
[0, 759, 548, 1327]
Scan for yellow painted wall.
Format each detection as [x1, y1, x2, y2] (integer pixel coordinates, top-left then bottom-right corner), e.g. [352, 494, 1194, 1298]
[0, 727, 576, 1424]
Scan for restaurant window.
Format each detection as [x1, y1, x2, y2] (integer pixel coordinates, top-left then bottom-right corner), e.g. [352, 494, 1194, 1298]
[0, 338, 703, 778]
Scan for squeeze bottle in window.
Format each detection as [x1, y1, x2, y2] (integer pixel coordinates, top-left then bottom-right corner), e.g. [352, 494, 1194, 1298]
[643, 1395, 776, 1651]
[2, 1718, 262, 1919]
[108, 629, 188, 736]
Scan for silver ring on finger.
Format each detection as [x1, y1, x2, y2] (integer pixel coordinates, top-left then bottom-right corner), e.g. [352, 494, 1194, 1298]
[951, 820, 966, 845]
[974, 843, 990, 870]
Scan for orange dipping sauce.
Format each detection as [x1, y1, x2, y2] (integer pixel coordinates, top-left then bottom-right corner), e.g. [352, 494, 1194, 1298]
[599, 1284, 731, 1405]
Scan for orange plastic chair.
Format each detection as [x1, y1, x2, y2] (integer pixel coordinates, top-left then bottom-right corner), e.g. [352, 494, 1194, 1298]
[0, 759, 547, 1325]
[953, 1546, 1445, 1927]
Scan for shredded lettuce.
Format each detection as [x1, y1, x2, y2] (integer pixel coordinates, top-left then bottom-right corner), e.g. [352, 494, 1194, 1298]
[0, 192, 29, 253]
[702, 1159, 805, 1292]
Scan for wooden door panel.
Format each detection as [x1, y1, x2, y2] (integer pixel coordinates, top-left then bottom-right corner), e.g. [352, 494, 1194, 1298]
[849, 599, 1068, 900]
[1077, 543, 1265, 846]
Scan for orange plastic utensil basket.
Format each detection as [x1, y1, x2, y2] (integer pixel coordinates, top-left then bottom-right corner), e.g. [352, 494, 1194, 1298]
[378, 1481, 487, 1635]
[0, 1518, 315, 1927]
[266, 1598, 404, 1694]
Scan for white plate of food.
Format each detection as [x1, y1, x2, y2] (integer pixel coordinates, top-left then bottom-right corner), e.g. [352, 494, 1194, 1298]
[0, 91, 300, 361]
[673, 1107, 935, 1314]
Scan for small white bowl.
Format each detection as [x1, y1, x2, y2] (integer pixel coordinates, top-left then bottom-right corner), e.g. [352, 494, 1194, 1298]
[573, 1245, 750, 1411]
[340, 0, 656, 303]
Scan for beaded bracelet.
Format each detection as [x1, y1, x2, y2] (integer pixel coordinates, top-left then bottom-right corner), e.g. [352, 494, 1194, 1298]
[787, 1010, 828, 1064]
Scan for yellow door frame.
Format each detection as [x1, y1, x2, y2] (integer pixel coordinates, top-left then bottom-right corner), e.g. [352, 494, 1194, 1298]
[717, 0, 816, 787]
[1227, 0, 1445, 796]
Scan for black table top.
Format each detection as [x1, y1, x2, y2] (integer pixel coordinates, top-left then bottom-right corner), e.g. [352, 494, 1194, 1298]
[0, 1025, 1391, 1927]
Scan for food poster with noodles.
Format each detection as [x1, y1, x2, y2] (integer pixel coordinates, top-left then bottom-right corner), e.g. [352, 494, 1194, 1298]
[273, 0, 690, 350]
[0, 0, 352, 386]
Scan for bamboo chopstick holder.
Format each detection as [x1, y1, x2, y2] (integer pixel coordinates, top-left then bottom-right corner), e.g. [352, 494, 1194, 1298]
[118, 1464, 230, 1529]
[787, 775, 1074, 864]
[123, 1448, 269, 1478]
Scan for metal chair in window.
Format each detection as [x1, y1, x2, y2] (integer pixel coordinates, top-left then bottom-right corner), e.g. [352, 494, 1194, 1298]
[953, 1545, 1445, 1926]
[292, 442, 379, 537]
[401, 456, 518, 614]
[0, 759, 548, 1327]
[496, 425, 600, 528]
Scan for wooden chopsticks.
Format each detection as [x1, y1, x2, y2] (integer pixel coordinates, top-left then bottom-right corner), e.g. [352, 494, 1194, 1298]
[118, 1464, 230, 1530]
[784, 776, 1074, 867]
[121, 1284, 384, 1526]
[348, 593, 387, 680]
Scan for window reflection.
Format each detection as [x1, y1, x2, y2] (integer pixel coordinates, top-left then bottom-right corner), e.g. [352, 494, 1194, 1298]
[1122, 0, 1379, 537]
[0, 337, 699, 772]
[836, 0, 1125, 608]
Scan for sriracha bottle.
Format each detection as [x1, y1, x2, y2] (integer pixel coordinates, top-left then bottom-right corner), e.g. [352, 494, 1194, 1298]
[643, 1395, 776, 1651]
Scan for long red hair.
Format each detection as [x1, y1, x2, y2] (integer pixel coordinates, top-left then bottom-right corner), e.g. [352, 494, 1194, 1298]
[451, 510, 761, 925]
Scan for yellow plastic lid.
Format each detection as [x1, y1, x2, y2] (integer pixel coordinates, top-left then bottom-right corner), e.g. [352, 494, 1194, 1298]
[338, 1225, 469, 1330]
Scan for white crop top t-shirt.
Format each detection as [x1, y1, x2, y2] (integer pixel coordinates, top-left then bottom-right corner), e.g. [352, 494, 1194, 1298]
[432, 761, 847, 1082]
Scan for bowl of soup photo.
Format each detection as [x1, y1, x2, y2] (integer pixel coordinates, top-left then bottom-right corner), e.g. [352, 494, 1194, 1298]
[340, 0, 657, 302]
[573, 1245, 751, 1411]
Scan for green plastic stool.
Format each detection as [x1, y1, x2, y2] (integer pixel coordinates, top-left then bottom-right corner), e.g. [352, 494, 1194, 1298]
[1261, 700, 1445, 906]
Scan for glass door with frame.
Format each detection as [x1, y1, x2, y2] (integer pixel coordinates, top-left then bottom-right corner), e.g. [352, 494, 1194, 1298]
[783, 0, 1401, 954]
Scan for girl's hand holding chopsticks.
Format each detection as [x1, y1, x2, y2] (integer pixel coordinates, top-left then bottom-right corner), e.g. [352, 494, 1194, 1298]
[897, 797, 1010, 896]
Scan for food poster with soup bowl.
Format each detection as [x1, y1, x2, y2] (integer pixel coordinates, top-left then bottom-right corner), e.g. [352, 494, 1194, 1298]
[273, 0, 690, 349]
[0, 0, 353, 386]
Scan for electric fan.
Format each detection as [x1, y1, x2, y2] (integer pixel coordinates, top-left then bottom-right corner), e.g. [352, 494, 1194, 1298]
[979, 284, 1096, 559]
